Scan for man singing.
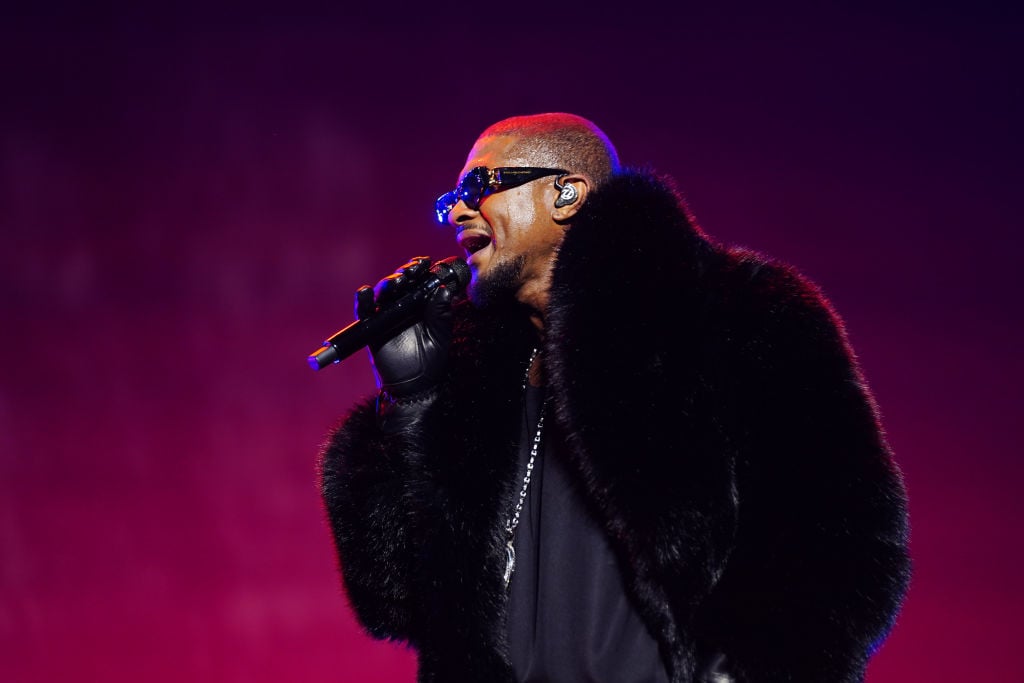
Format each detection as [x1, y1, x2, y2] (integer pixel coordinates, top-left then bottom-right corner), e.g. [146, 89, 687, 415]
[317, 112, 911, 682]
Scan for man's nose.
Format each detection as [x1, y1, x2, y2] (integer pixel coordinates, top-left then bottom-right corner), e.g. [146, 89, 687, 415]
[447, 198, 478, 228]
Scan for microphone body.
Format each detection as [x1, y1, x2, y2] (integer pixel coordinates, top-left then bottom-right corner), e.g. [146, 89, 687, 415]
[307, 256, 470, 371]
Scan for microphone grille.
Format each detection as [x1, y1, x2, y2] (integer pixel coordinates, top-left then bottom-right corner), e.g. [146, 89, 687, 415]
[434, 256, 471, 293]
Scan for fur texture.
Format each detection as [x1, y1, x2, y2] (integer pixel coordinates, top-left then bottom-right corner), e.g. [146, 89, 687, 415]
[319, 169, 912, 682]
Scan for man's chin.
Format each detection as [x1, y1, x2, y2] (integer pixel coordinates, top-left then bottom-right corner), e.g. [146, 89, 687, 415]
[467, 256, 525, 310]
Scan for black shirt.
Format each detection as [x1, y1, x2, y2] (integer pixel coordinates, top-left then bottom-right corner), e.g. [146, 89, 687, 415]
[505, 383, 670, 683]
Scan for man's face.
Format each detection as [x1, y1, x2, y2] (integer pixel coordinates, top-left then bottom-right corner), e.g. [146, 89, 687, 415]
[448, 135, 565, 312]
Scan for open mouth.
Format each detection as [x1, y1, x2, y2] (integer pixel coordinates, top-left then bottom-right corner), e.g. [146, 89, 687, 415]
[458, 233, 492, 256]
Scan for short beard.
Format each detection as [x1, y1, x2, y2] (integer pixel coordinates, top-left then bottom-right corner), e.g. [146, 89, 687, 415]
[467, 254, 526, 310]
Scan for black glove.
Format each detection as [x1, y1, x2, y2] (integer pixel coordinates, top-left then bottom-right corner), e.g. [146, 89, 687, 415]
[355, 256, 455, 431]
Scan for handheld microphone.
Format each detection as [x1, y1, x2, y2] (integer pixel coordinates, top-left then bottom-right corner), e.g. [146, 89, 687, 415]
[306, 256, 471, 371]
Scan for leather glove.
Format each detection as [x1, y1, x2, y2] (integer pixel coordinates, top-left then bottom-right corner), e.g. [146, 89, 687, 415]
[355, 256, 455, 431]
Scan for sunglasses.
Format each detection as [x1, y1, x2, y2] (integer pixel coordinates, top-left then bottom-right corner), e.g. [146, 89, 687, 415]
[435, 166, 568, 224]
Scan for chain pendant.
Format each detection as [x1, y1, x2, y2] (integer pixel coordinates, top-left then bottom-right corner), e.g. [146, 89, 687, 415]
[503, 540, 516, 588]
[504, 347, 539, 591]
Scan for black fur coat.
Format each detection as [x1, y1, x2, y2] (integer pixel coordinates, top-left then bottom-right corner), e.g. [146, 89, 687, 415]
[319, 170, 912, 682]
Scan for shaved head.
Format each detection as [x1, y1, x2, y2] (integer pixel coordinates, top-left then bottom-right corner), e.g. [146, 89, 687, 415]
[452, 113, 621, 321]
[474, 112, 620, 187]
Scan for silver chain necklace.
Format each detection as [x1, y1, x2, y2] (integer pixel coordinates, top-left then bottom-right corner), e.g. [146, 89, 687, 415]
[504, 347, 548, 589]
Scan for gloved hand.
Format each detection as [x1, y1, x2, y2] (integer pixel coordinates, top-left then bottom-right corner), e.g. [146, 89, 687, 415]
[355, 256, 455, 430]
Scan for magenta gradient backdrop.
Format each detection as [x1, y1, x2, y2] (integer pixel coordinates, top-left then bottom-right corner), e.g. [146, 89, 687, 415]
[3, 5, 1022, 682]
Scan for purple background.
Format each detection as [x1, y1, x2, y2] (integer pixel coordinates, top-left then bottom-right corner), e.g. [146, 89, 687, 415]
[3, 4, 1021, 681]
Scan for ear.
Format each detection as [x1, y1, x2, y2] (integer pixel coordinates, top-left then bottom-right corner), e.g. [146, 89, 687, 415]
[551, 173, 591, 223]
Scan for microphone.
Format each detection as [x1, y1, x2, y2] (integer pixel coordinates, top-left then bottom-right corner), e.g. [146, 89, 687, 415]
[307, 256, 471, 371]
